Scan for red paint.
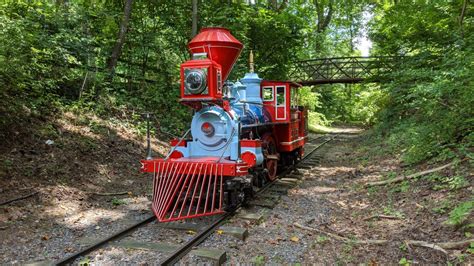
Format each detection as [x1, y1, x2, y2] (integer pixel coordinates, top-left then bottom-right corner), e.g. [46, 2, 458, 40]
[260, 80, 308, 154]
[170, 139, 187, 147]
[201, 122, 214, 136]
[278, 138, 306, 152]
[180, 59, 222, 104]
[141, 157, 248, 177]
[242, 151, 257, 167]
[150, 162, 226, 222]
[169, 150, 184, 159]
[142, 158, 249, 222]
[241, 139, 261, 148]
[223, 100, 231, 112]
[188, 27, 243, 81]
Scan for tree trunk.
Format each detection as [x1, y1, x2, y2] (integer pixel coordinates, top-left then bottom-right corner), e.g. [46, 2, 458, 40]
[107, 0, 133, 76]
[459, 0, 468, 37]
[314, 0, 334, 33]
[268, 0, 278, 10]
[191, 0, 199, 38]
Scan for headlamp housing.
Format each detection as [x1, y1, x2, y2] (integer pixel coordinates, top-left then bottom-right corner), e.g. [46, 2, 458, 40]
[201, 122, 215, 137]
[180, 58, 223, 107]
[184, 68, 207, 95]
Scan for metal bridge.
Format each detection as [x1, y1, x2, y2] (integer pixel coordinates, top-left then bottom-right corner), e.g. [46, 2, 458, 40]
[288, 56, 401, 85]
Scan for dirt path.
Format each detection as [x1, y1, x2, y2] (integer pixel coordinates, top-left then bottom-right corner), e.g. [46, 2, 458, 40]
[0, 122, 471, 264]
[185, 129, 472, 264]
[298, 132, 473, 264]
[0, 112, 162, 264]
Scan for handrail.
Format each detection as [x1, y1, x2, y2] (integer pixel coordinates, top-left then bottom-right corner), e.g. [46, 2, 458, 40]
[164, 128, 191, 161]
[288, 55, 403, 85]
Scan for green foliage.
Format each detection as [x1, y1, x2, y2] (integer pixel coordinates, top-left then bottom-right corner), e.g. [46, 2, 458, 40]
[367, 186, 378, 197]
[1, 0, 472, 172]
[0, 1, 330, 138]
[370, 1, 474, 164]
[390, 180, 410, 193]
[434, 175, 469, 191]
[383, 205, 404, 219]
[384, 171, 397, 180]
[426, 173, 469, 191]
[79, 257, 90, 266]
[316, 83, 384, 125]
[432, 198, 454, 215]
[446, 199, 474, 227]
[253, 255, 266, 265]
[399, 243, 408, 252]
[468, 242, 474, 254]
[298, 87, 321, 111]
[399, 257, 412, 266]
[315, 235, 329, 244]
[111, 197, 127, 206]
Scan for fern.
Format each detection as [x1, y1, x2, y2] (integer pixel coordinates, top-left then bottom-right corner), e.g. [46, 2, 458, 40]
[446, 199, 474, 226]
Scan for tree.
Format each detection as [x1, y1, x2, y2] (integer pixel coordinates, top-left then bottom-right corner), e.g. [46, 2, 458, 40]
[191, 0, 199, 38]
[314, 0, 333, 33]
[107, 0, 134, 76]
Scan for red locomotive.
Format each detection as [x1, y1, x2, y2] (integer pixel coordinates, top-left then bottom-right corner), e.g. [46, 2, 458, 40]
[141, 27, 308, 222]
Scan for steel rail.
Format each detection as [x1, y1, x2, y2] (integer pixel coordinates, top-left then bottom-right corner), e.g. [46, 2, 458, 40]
[257, 134, 334, 195]
[55, 134, 335, 265]
[159, 211, 234, 265]
[159, 133, 335, 265]
[55, 214, 156, 265]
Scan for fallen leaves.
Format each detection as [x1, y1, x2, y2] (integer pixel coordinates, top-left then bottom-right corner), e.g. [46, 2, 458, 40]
[267, 236, 284, 245]
[290, 236, 300, 242]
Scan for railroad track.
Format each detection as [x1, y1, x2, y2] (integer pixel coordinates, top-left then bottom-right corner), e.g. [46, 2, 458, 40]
[55, 133, 335, 265]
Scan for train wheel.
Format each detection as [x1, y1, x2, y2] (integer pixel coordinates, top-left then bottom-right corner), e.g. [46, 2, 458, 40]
[262, 134, 279, 181]
[266, 159, 278, 180]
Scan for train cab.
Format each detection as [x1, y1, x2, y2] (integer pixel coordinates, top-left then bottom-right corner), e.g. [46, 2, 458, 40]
[260, 81, 308, 154]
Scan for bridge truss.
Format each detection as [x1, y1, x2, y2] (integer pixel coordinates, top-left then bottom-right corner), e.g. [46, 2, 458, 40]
[288, 56, 401, 85]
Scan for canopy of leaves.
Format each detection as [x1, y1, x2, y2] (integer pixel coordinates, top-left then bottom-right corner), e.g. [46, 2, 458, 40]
[369, 1, 473, 164]
[0, 0, 472, 165]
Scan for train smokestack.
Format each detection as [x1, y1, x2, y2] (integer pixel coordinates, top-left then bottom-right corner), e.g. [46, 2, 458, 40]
[188, 27, 243, 81]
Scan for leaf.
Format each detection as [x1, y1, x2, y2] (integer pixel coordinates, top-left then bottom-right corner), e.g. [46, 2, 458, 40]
[216, 229, 224, 235]
[290, 236, 299, 242]
[186, 230, 196, 235]
[399, 257, 411, 266]
[79, 257, 90, 266]
[267, 239, 279, 245]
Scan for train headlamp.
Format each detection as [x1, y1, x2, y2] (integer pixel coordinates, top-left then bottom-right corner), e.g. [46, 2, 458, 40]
[184, 68, 207, 94]
[201, 122, 215, 137]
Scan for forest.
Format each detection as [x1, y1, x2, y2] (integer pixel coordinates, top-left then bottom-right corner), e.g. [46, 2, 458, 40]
[0, 0, 473, 264]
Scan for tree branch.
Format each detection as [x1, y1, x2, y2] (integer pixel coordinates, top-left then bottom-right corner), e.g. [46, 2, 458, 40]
[0, 191, 39, 206]
[365, 161, 455, 187]
[294, 223, 473, 254]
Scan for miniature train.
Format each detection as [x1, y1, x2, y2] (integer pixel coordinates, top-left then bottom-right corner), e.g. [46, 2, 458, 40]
[141, 27, 308, 222]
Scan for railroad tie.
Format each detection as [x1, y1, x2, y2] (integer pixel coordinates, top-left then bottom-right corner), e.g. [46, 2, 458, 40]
[191, 248, 227, 265]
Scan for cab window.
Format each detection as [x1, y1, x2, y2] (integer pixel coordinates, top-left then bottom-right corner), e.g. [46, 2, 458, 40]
[276, 86, 285, 106]
[262, 87, 273, 101]
[291, 88, 298, 107]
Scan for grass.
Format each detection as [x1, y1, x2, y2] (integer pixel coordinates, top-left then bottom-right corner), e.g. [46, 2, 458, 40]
[445, 199, 474, 227]
[309, 123, 335, 134]
[111, 198, 127, 206]
[253, 255, 265, 265]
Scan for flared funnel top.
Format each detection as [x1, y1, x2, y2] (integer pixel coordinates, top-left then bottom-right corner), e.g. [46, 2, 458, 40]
[188, 27, 243, 81]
